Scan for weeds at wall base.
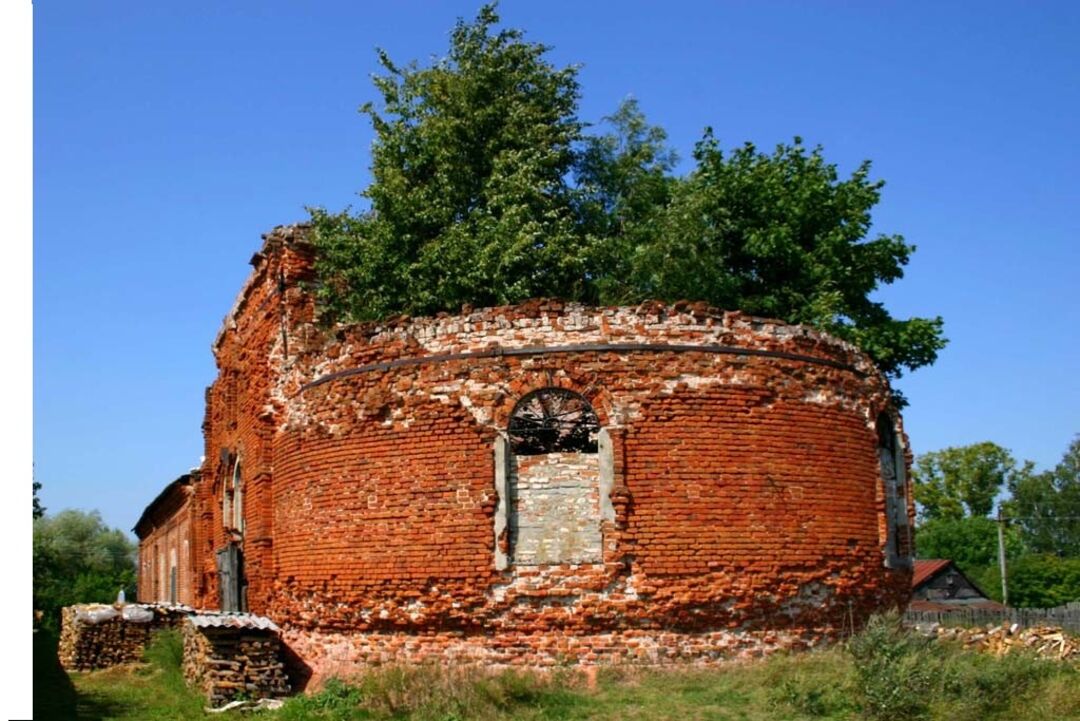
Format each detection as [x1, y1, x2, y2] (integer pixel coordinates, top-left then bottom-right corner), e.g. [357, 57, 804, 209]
[41, 616, 1080, 721]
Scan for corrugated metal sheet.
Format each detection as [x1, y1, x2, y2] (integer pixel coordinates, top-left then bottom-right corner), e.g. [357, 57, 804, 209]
[912, 558, 952, 588]
[188, 613, 280, 632]
[140, 602, 197, 613]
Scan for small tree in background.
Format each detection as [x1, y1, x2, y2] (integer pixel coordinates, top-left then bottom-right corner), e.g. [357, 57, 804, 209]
[913, 442, 1022, 521]
[33, 509, 137, 632]
[1005, 435, 1080, 558]
[915, 516, 1022, 572]
[914, 437, 1080, 606]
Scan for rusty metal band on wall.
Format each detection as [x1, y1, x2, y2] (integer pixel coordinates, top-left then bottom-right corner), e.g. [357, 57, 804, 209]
[299, 342, 863, 393]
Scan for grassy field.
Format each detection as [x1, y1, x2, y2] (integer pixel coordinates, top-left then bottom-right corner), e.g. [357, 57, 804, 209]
[35, 618, 1080, 721]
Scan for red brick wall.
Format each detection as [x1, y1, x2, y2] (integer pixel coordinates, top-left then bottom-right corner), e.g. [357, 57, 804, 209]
[192, 227, 317, 612]
[137, 496, 194, 605]
[183, 224, 913, 672]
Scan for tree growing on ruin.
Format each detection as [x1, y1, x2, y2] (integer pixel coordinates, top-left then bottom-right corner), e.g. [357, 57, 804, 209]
[311, 3, 587, 321]
[310, 3, 946, 380]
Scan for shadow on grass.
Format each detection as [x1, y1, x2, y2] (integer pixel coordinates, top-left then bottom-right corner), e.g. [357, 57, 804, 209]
[33, 631, 125, 721]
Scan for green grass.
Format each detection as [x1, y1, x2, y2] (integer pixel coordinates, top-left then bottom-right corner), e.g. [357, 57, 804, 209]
[35, 629, 207, 721]
[34, 620, 1080, 721]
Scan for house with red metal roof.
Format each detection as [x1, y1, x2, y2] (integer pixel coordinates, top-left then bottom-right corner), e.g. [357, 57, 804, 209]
[909, 559, 1005, 611]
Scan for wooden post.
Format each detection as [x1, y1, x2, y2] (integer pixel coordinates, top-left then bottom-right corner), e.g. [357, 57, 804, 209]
[997, 508, 1008, 607]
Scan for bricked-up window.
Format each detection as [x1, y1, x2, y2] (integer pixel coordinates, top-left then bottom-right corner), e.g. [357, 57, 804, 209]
[878, 413, 912, 568]
[505, 388, 604, 565]
[169, 548, 178, 603]
[509, 388, 600, 455]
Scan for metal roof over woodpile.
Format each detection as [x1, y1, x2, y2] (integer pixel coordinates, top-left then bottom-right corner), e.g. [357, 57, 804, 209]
[187, 613, 280, 632]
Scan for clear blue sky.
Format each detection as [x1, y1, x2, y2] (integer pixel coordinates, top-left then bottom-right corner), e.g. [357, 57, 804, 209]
[34, 1, 1080, 535]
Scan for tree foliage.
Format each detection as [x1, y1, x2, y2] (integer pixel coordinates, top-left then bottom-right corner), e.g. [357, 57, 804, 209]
[33, 481, 44, 519]
[913, 436, 1080, 607]
[312, 3, 586, 321]
[912, 442, 1022, 521]
[1005, 435, 1080, 557]
[915, 516, 1022, 570]
[974, 555, 1080, 608]
[33, 509, 137, 631]
[631, 134, 944, 378]
[574, 98, 678, 305]
[310, 3, 946, 379]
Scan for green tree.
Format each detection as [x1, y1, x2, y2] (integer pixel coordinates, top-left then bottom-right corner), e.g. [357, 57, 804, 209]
[33, 510, 137, 631]
[1005, 435, 1080, 557]
[975, 554, 1080, 608]
[310, 3, 946, 380]
[632, 133, 945, 379]
[574, 98, 678, 304]
[312, 3, 587, 321]
[33, 481, 44, 519]
[912, 442, 1022, 521]
[915, 516, 1022, 569]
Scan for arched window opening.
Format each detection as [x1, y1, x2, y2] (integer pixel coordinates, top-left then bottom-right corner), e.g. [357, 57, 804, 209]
[877, 413, 911, 567]
[231, 454, 244, 533]
[169, 548, 178, 604]
[216, 448, 248, 611]
[220, 451, 244, 534]
[498, 387, 607, 567]
[509, 388, 600, 455]
[157, 549, 165, 602]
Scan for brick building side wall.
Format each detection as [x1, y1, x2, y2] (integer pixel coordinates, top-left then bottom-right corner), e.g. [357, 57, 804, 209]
[137, 492, 195, 605]
[184, 224, 915, 674]
[193, 226, 316, 612]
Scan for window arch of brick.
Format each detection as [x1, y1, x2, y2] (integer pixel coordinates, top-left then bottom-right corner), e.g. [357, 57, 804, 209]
[219, 450, 244, 534]
[494, 386, 612, 569]
[507, 387, 600, 455]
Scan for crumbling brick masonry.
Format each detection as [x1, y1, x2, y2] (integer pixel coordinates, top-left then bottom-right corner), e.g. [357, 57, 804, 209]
[141, 224, 915, 679]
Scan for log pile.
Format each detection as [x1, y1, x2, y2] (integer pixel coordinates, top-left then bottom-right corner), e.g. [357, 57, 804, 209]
[182, 617, 290, 708]
[58, 603, 193, 671]
[934, 623, 1079, 661]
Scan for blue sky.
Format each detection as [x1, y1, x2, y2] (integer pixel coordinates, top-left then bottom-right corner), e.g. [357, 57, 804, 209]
[34, 1, 1079, 535]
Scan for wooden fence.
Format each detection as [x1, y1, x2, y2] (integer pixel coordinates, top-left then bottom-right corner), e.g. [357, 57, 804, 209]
[904, 603, 1080, 634]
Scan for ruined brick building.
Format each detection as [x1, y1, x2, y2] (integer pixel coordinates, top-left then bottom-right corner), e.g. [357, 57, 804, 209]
[137, 224, 915, 675]
[135, 472, 196, 605]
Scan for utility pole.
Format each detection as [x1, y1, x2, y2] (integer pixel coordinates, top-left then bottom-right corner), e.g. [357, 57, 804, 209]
[997, 507, 1008, 607]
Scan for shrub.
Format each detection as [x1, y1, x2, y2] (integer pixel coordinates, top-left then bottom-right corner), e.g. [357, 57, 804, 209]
[847, 614, 938, 720]
[278, 677, 367, 720]
[933, 645, 1061, 721]
[765, 649, 858, 718]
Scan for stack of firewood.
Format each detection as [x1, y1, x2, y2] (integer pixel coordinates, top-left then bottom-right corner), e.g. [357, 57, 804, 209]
[935, 623, 1079, 660]
[58, 604, 191, 671]
[181, 620, 290, 707]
